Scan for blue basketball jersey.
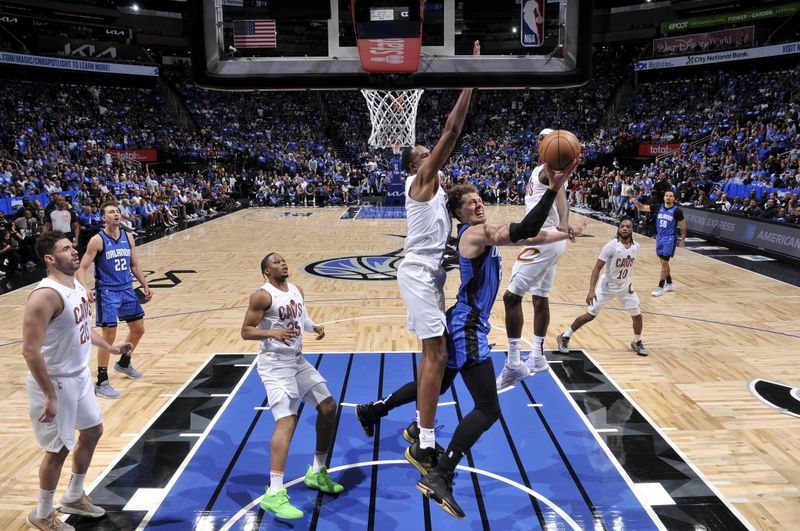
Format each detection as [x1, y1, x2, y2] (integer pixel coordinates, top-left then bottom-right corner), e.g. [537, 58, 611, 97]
[94, 229, 134, 289]
[452, 223, 502, 320]
[656, 204, 681, 239]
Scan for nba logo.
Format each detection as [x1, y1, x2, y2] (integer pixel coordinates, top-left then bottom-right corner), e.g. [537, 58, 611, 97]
[521, 0, 544, 47]
[743, 223, 757, 241]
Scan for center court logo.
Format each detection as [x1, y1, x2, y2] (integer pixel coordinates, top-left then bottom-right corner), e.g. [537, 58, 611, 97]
[305, 244, 458, 281]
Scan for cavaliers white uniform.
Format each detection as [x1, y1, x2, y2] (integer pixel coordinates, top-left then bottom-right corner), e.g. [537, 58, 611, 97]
[397, 174, 451, 339]
[507, 165, 568, 297]
[587, 238, 641, 316]
[27, 278, 102, 452]
[256, 281, 331, 420]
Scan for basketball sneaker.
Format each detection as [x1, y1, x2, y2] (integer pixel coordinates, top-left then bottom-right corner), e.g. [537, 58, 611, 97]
[95, 380, 120, 399]
[59, 492, 105, 518]
[417, 470, 465, 520]
[27, 510, 74, 531]
[495, 363, 530, 390]
[405, 441, 439, 475]
[355, 402, 378, 437]
[259, 488, 303, 520]
[651, 287, 665, 297]
[631, 341, 649, 357]
[402, 421, 445, 454]
[525, 353, 549, 373]
[114, 362, 142, 379]
[304, 465, 344, 494]
[664, 283, 675, 292]
[556, 333, 571, 353]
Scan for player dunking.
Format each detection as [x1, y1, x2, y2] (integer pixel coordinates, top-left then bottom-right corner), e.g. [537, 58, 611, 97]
[241, 253, 343, 520]
[22, 231, 133, 531]
[631, 190, 686, 296]
[496, 128, 576, 389]
[556, 217, 649, 357]
[397, 41, 480, 466]
[358, 168, 579, 518]
[77, 201, 150, 399]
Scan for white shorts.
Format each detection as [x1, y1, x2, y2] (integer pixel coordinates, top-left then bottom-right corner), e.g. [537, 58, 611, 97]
[588, 284, 641, 316]
[506, 238, 568, 298]
[27, 369, 102, 453]
[397, 260, 447, 340]
[256, 352, 332, 420]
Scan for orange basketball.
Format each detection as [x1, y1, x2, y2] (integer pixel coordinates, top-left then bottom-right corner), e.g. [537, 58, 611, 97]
[538, 130, 580, 171]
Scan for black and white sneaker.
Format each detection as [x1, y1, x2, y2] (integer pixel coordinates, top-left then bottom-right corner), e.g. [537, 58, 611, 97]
[556, 333, 570, 353]
[631, 340, 648, 357]
[355, 402, 378, 437]
[403, 420, 445, 454]
[405, 441, 439, 475]
[417, 470, 465, 520]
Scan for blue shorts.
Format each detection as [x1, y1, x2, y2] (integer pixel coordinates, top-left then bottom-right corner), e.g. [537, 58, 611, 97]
[96, 287, 144, 327]
[656, 236, 676, 260]
[445, 306, 492, 370]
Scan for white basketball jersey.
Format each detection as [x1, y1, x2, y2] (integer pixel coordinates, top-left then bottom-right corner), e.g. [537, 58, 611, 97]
[403, 174, 451, 266]
[598, 239, 639, 291]
[30, 277, 92, 376]
[259, 282, 306, 355]
[524, 165, 564, 230]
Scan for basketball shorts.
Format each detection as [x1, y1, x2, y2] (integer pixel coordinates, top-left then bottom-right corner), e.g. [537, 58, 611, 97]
[27, 368, 102, 452]
[506, 238, 568, 298]
[588, 284, 641, 317]
[96, 287, 144, 328]
[656, 236, 676, 260]
[445, 305, 491, 370]
[397, 260, 447, 340]
[256, 352, 331, 420]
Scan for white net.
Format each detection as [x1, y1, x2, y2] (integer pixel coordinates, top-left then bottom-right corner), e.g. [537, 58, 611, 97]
[361, 89, 424, 149]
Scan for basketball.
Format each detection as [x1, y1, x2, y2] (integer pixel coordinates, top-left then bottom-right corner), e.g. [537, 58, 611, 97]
[538, 130, 581, 170]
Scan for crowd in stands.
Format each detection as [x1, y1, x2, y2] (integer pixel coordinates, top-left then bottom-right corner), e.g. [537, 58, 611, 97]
[2, 47, 800, 277]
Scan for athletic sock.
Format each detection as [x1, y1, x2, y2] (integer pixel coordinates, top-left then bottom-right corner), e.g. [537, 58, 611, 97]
[563, 327, 575, 339]
[437, 447, 463, 474]
[117, 353, 131, 368]
[634, 334, 642, 343]
[268, 471, 284, 494]
[36, 489, 55, 518]
[63, 472, 86, 502]
[658, 279, 665, 288]
[666, 275, 672, 284]
[312, 452, 327, 472]
[419, 426, 436, 450]
[533, 335, 545, 357]
[97, 367, 108, 384]
[507, 338, 522, 366]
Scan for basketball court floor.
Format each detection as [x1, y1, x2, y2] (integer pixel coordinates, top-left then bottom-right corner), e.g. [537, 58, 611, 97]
[1, 206, 798, 530]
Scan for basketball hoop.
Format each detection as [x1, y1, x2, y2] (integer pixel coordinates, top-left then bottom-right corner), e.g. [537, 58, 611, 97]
[361, 89, 424, 150]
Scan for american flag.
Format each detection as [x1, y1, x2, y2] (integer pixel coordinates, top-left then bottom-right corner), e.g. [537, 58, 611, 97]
[233, 19, 277, 49]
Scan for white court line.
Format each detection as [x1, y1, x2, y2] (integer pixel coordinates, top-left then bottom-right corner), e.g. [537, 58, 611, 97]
[527, 403, 543, 407]
[253, 406, 271, 411]
[210, 393, 230, 397]
[219, 460, 582, 531]
[136, 358, 259, 531]
[178, 433, 202, 438]
[578, 350, 755, 530]
[595, 428, 619, 433]
[567, 389, 588, 394]
[84, 353, 218, 496]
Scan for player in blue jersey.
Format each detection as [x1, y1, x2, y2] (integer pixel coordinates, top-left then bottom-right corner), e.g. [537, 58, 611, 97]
[631, 190, 686, 296]
[355, 160, 581, 519]
[77, 201, 151, 399]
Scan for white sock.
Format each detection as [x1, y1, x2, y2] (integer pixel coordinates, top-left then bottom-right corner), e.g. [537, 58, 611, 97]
[634, 334, 641, 342]
[268, 471, 284, 494]
[507, 338, 522, 366]
[563, 327, 575, 339]
[533, 335, 545, 357]
[415, 410, 420, 427]
[63, 472, 85, 502]
[419, 426, 436, 450]
[37, 489, 55, 518]
[312, 452, 327, 472]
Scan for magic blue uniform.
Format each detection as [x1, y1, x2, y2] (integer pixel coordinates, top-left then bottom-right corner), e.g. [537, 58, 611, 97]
[94, 229, 144, 327]
[446, 224, 502, 370]
[655, 204, 684, 259]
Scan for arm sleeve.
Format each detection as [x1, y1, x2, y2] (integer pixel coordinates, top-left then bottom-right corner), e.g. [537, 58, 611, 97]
[303, 311, 316, 332]
[509, 188, 557, 243]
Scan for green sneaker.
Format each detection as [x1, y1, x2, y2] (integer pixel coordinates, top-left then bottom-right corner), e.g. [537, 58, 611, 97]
[304, 465, 344, 494]
[259, 488, 303, 519]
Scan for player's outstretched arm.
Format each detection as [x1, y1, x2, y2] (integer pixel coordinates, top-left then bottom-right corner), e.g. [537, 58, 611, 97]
[630, 197, 651, 212]
[409, 41, 480, 202]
